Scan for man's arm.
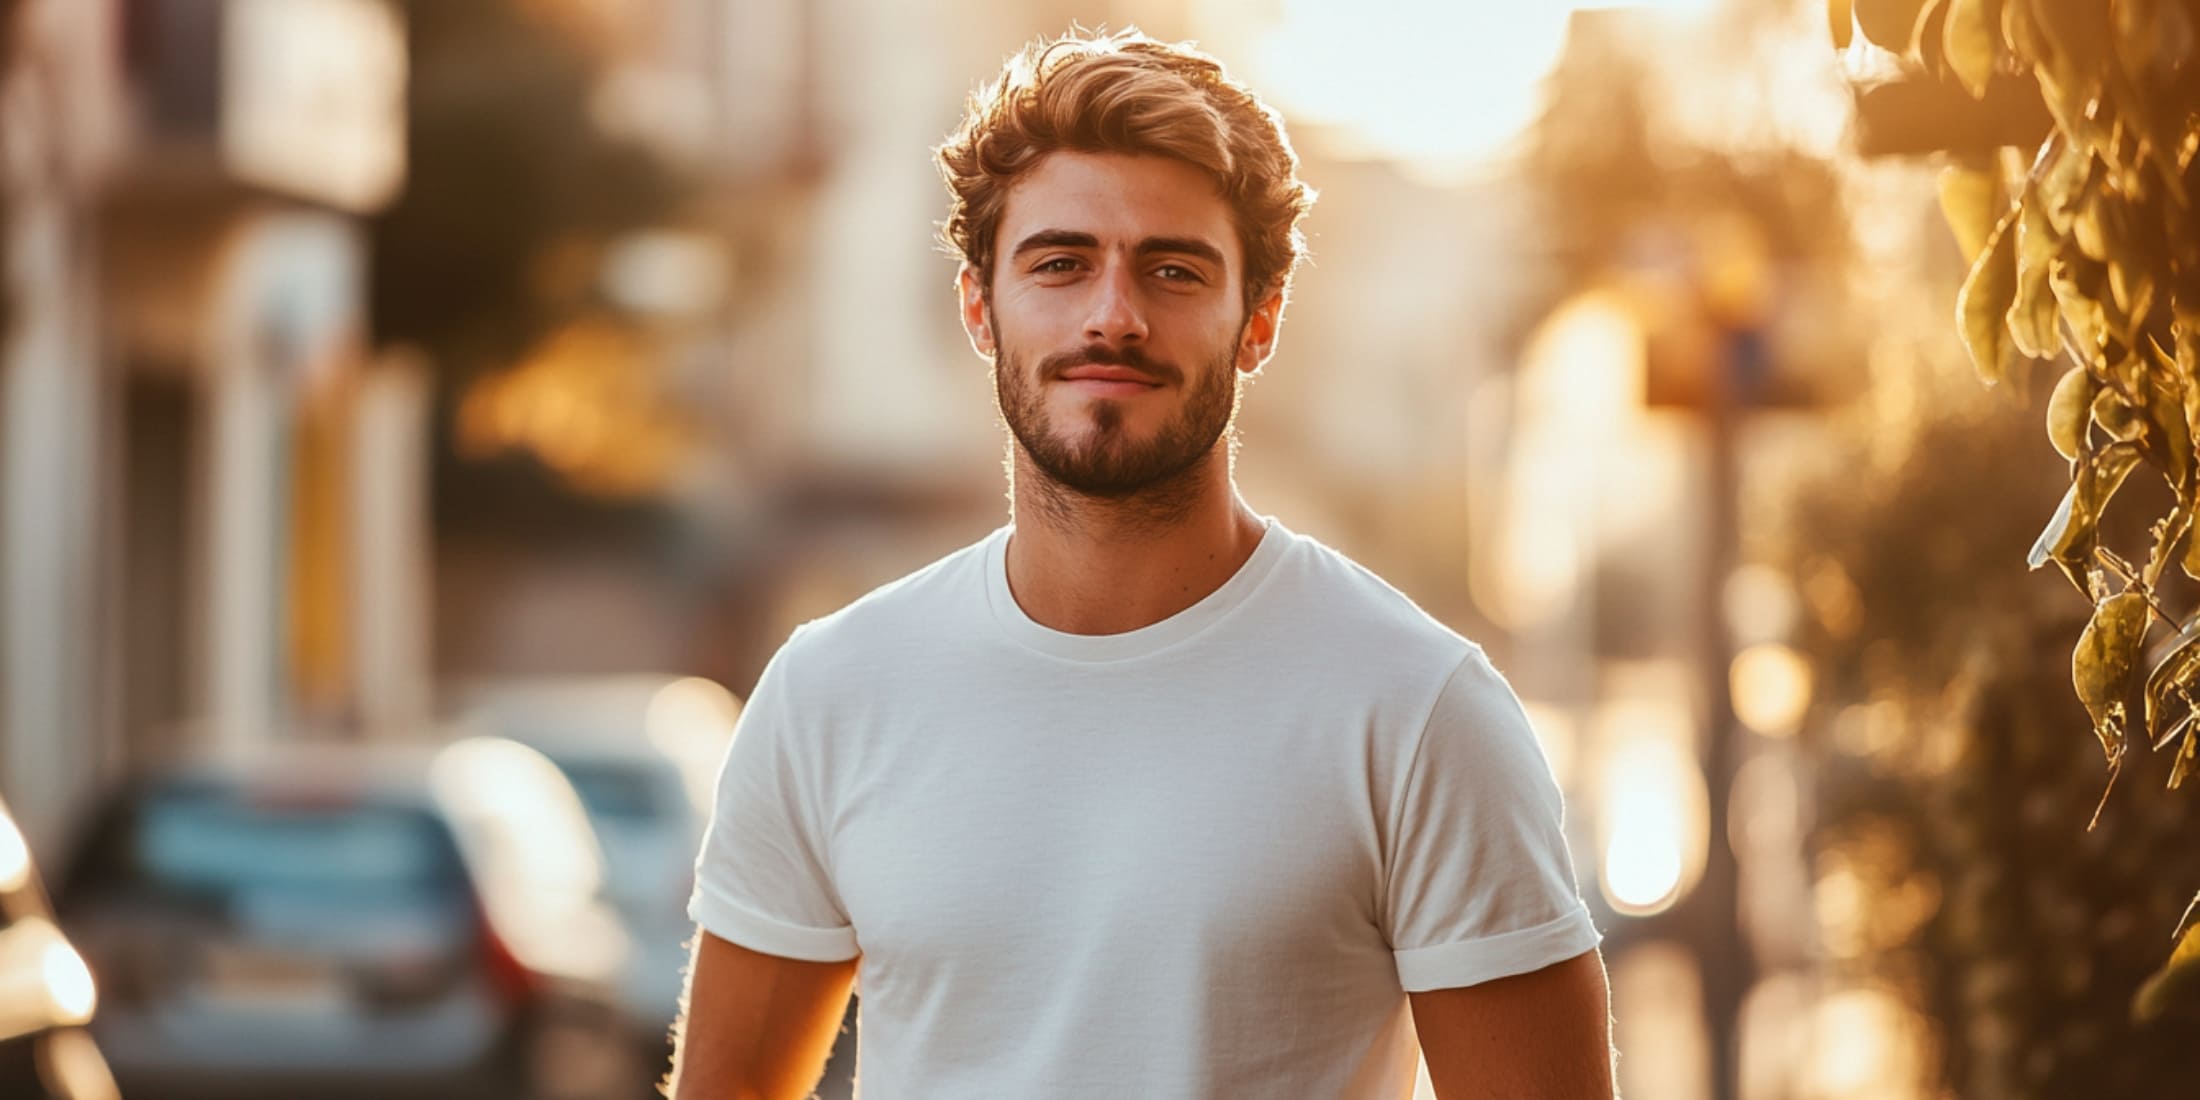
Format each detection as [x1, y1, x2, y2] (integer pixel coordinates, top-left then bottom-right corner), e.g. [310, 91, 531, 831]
[1409, 948, 1616, 1099]
[664, 929, 858, 1100]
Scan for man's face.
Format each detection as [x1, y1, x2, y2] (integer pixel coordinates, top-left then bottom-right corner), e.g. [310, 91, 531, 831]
[960, 152, 1281, 498]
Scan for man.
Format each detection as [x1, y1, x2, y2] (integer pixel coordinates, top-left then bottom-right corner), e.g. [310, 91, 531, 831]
[669, 28, 1614, 1100]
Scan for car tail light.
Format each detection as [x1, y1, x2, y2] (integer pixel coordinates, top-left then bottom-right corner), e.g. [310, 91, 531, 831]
[476, 905, 537, 1007]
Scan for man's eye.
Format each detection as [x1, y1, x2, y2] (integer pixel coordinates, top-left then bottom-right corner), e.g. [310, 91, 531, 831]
[1154, 264, 1201, 282]
[1036, 258, 1081, 274]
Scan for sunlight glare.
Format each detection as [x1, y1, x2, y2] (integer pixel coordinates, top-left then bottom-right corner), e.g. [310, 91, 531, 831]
[1593, 696, 1708, 916]
[43, 939, 96, 1024]
[1244, 1, 1574, 181]
[0, 805, 29, 893]
[1220, 1, 1729, 182]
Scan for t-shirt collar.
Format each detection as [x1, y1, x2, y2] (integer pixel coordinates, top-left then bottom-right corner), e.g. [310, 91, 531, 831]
[983, 516, 1288, 663]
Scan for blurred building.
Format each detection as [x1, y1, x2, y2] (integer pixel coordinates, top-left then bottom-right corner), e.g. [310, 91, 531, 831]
[0, 0, 126, 855]
[0, 0, 409, 851]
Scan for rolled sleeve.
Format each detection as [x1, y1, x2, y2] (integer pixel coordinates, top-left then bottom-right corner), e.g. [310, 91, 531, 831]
[689, 628, 858, 961]
[1384, 649, 1602, 991]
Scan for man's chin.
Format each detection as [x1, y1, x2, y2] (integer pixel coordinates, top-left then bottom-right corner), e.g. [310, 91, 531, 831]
[1027, 439, 1215, 499]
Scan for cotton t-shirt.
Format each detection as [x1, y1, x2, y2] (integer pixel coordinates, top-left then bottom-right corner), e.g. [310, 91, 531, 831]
[690, 517, 1599, 1098]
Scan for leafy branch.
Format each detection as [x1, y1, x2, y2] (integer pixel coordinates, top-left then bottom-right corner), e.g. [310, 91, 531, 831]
[1831, 0, 2200, 1015]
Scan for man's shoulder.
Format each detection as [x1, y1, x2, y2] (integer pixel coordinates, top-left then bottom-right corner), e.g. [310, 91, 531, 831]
[1266, 524, 1478, 663]
[773, 528, 1002, 671]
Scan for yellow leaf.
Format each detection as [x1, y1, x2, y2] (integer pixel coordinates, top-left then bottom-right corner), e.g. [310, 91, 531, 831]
[2182, 319, 2200, 454]
[2010, 196, 2061, 357]
[1943, 0, 1997, 98]
[2109, 261, 2157, 343]
[2074, 589, 2149, 756]
[2032, 441, 2143, 588]
[2050, 247, 2108, 362]
[2133, 906, 2200, 1023]
[1957, 206, 2020, 384]
[2148, 372, 2191, 490]
[2145, 603, 2200, 742]
[2093, 385, 2143, 440]
[1938, 163, 2003, 263]
[2036, 145, 2091, 235]
[2073, 186, 2116, 262]
[2047, 364, 2095, 461]
[2034, 60, 2103, 152]
[2001, 0, 2040, 61]
[1855, 0, 1929, 52]
[2185, 516, 2200, 581]
[2145, 506, 2195, 590]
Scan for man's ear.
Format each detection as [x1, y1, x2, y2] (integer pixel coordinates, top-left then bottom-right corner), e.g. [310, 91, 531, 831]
[958, 265, 996, 358]
[1236, 287, 1285, 375]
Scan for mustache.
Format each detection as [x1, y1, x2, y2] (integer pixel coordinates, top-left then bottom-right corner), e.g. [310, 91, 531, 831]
[1036, 344, 1182, 386]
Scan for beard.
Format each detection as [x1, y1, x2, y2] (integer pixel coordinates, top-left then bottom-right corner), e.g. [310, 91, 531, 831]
[992, 323, 1245, 501]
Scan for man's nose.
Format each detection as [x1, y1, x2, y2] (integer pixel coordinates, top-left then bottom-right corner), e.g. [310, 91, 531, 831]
[1082, 261, 1148, 346]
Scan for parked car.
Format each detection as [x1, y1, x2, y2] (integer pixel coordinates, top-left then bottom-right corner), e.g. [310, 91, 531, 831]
[458, 676, 739, 1062]
[0, 793, 119, 1100]
[51, 737, 645, 1100]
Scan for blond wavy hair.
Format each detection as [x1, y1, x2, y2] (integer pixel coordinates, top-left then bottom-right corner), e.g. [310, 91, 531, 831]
[936, 28, 1315, 310]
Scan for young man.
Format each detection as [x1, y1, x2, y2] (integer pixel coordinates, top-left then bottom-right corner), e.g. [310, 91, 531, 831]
[670, 29, 1614, 1100]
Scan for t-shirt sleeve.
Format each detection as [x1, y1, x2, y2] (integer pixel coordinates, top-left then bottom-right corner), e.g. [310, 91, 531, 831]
[1383, 648, 1601, 992]
[688, 629, 860, 962]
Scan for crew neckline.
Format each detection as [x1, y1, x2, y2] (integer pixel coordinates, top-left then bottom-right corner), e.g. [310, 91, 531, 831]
[983, 517, 1290, 663]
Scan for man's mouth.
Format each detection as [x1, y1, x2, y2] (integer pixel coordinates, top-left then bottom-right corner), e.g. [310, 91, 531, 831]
[1059, 364, 1162, 397]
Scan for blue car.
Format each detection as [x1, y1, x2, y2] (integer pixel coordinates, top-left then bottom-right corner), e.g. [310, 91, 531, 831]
[52, 738, 649, 1100]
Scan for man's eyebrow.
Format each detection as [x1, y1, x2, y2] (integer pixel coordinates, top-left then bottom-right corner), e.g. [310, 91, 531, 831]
[1010, 230, 1099, 257]
[1136, 236, 1226, 268]
[1007, 230, 1227, 270]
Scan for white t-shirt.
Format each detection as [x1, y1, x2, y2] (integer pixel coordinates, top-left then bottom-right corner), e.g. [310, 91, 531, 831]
[690, 517, 1599, 1098]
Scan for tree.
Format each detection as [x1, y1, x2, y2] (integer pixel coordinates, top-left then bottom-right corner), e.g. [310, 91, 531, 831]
[369, 0, 694, 520]
[1832, 0, 2200, 991]
[371, 0, 687, 383]
[1795, 374, 2200, 1096]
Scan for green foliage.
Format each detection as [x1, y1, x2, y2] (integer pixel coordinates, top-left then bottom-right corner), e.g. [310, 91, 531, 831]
[1834, 0, 2200, 1012]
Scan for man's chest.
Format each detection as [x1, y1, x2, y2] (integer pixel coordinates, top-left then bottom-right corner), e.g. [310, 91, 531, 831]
[821, 699, 1392, 982]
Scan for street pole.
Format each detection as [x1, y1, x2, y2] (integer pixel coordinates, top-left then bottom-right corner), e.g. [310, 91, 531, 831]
[1688, 320, 1761, 1100]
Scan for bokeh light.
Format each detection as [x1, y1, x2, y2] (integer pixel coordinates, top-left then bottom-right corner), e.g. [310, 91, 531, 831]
[41, 939, 96, 1025]
[0, 805, 29, 893]
[1730, 642, 1813, 737]
[1593, 693, 1708, 917]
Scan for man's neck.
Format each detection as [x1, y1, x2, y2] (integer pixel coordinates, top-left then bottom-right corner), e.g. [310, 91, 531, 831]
[1003, 449, 1266, 636]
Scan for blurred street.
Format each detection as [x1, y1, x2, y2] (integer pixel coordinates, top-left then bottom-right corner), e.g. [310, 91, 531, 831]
[5, 1, 2200, 1098]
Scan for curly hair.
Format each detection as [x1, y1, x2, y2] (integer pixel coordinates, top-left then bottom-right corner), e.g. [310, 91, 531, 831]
[936, 28, 1315, 310]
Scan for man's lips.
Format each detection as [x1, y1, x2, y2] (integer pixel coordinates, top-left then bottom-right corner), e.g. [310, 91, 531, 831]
[1058, 365, 1163, 396]
[1059, 364, 1160, 385]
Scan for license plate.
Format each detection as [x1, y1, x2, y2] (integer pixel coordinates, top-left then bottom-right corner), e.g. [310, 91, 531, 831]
[193, 945, 346, 1010]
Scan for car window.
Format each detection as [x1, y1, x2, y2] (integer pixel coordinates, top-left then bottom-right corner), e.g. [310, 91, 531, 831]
[550, 758, 674, 826]
[83, 789, 464, 899]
